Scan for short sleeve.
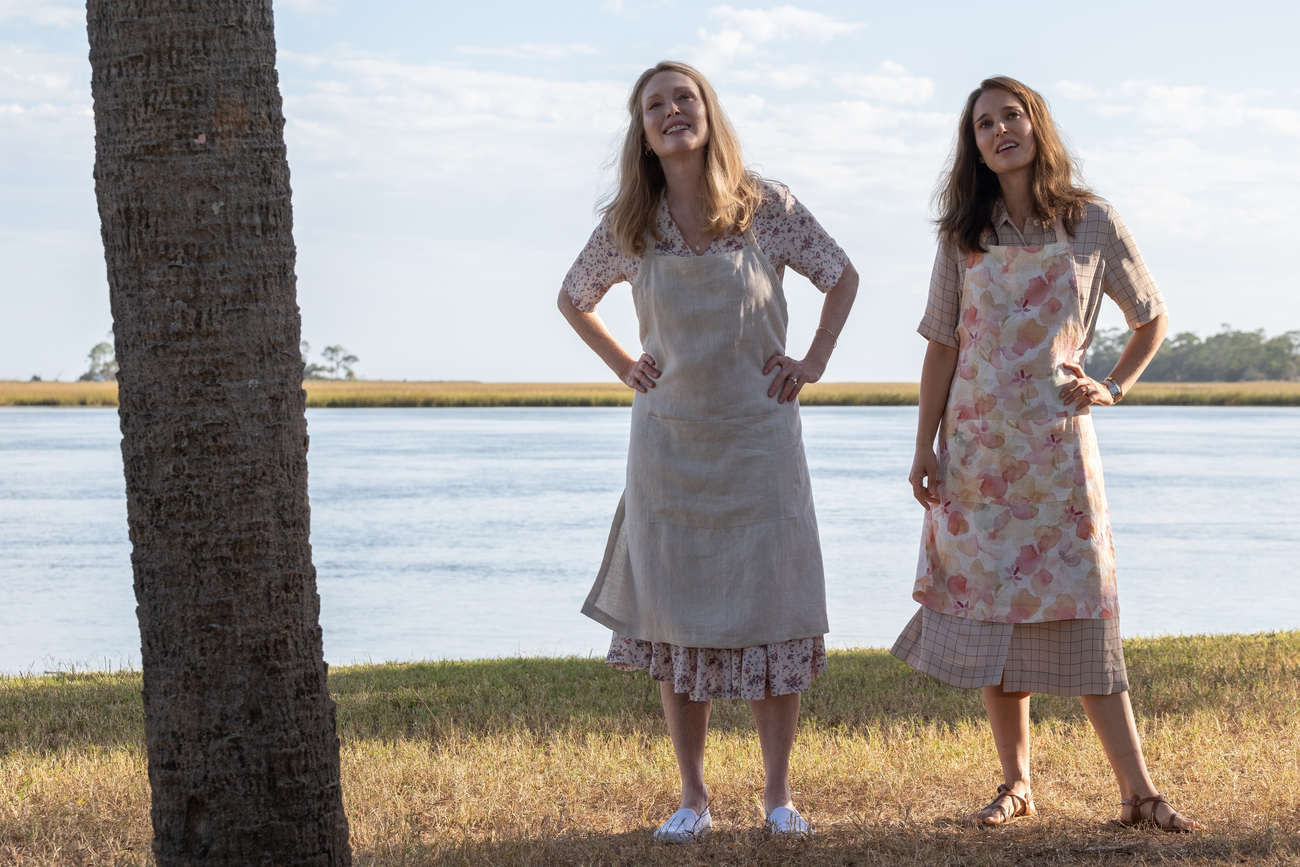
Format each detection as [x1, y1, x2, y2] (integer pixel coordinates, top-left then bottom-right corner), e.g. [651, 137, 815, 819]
[917, 241, 963, 346]
[1098, 204, 1166, 328]
[753, 182, 849, 292]
[561, 221, 638, 312]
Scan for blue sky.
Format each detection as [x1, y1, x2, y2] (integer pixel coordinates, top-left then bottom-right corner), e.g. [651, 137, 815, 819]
[2, 0, 1298, 381]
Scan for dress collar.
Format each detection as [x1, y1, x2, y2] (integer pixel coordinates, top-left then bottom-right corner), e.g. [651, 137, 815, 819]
[990, 200, 1026, 244]
[989, 200, 1063, 245]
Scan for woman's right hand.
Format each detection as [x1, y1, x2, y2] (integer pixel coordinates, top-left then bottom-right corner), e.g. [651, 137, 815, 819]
[908, 446, 940, 508]
[622, 352, 661, 393]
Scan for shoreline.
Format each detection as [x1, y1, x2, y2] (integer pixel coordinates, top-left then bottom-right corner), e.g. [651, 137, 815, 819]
[3, 379, 1300, 407]
[6, 627, 1298, 678]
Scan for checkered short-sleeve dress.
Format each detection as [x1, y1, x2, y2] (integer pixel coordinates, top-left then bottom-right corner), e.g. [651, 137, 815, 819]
[891, 199, 1164, 696]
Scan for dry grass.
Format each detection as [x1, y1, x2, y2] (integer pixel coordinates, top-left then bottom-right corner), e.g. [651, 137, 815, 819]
[1123, 380, 1300, 405]
[1, 633, 1298, 864]
[0, 381, 119, 407]
[5, 379, 1300, 408]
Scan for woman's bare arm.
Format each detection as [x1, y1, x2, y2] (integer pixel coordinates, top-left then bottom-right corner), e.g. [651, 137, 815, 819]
[764, 262, 860, 403]
[1060, 314, 1169, 410]
[908, 339, 959, 507]
[556, 289, 661, 392]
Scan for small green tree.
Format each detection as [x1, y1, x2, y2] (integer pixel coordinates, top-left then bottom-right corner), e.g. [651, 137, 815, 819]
[78, 340, 119, 381]
[300, 341, 329, 380]
[321, 344, 359, 380]
[1085, 325, 1300, 382]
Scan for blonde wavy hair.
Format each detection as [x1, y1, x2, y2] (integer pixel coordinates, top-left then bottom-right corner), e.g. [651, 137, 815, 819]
[936, 75, 1095, 254]
[601, 60, 763, 257]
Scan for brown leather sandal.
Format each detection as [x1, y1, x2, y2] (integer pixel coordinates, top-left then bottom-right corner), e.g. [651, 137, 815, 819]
[973, 783, 1036, 826]
[1118, 793, 1206, 832]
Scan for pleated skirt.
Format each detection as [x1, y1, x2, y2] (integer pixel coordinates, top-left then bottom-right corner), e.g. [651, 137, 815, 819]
[891, 606, 1127, 696]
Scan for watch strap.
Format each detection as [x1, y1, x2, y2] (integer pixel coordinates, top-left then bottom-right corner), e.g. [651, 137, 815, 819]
[1103, 377, 1123, 403]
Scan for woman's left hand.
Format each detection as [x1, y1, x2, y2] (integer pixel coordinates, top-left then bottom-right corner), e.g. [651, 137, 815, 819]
[764, 353, 823, 404]
[1058, 361, 1114, 411]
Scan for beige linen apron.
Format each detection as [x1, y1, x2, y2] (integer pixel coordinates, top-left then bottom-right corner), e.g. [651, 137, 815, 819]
[912, 219, 1118, 623]
[581, 229, 828, 648]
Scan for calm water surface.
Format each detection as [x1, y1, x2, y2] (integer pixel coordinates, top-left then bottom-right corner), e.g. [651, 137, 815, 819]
[0, 406, 1296, 673]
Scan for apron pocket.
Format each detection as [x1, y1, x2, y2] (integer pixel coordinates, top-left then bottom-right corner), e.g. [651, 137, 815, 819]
[631, 409, 807, 528]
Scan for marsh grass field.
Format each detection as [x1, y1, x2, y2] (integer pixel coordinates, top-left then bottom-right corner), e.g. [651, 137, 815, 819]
[3, 379, 1300, 407]
[2, 633, 1298, 864]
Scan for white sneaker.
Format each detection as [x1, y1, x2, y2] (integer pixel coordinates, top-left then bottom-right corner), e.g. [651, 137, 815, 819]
[653, 806, 712, 843]
[765, 805, 812, 837]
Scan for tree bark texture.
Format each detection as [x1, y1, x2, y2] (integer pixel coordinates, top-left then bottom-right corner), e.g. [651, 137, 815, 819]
[86, 1, 351, 863]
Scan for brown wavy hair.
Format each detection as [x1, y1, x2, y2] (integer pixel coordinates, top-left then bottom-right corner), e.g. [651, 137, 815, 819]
[601, 60, 763, 257]
[936, 75, 1095, 253]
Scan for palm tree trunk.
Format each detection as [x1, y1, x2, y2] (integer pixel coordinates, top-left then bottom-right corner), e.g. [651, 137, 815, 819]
[86, 1, 351, 863]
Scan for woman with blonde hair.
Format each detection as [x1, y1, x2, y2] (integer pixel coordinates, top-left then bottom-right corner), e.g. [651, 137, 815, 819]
[892, 75, 1203, 831]
[558, 60, 858, 841]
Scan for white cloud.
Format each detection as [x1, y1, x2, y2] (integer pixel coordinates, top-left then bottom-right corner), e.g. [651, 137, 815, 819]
[0, 42, 86, 102]
[0, 43, 91, 165]
[276, 0, 333, 11]
[455, 42, 600, 60]
[707, 4, 862, 43]
[1055, 80, 1100, 102]
[1052, 81, 1300, 240]
[693, 4, 862, 64]
[0, 0, 81, 28]
[1059, 79, 1300, 138]
[278, 52, 628, 198]
[834, 61, 934, 105]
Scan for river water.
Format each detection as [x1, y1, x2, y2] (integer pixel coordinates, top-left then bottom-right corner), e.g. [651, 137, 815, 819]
[0, 406, 1295, 673]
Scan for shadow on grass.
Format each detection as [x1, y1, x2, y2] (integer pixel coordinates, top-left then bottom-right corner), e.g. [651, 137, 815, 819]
[2, 632, 1297, 753]
[355, 822, 1300, 866]
[328, 631, 1300, 743]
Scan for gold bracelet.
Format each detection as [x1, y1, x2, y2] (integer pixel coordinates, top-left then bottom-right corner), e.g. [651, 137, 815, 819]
[816, 326, 838, 348]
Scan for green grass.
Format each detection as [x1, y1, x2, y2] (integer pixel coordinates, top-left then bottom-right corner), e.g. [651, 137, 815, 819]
[1, 632, 1298, 864]
[4, 379, 1300, 407]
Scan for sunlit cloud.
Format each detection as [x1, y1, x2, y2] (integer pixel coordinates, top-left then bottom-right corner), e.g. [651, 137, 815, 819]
[456, 42, 600, 60]
[0, 0, 81, 28]
[691, 4, 862, 66]
[834, 61, 935, 105]
[0, 41, 86, 102]
[276, 0, 335, 11]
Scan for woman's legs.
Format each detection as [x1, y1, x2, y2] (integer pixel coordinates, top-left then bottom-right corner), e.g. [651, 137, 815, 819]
[976, 685, 1034, 821]
[1079, 690, 1202, 829]
[1078, 690, 1154, 800]
[748, 691, 801, 813]
[660, 681, 711, 812]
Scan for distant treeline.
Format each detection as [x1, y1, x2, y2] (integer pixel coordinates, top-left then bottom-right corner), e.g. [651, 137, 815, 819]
[1087, 326, 1300, 382]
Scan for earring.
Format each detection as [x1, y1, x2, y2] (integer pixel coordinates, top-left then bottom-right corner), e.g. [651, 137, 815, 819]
[643, 139, 654, 156]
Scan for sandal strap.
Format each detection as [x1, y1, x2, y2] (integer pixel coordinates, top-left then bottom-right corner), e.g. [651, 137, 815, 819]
[1122, 793, 1182, 827]
[989, 783, 1032, 818]
[1122, 793, 1169, 814]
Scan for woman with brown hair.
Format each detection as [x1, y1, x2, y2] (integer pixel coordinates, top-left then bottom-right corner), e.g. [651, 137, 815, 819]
[891, 75, 1203, 831]
[558, 60, 858, 841]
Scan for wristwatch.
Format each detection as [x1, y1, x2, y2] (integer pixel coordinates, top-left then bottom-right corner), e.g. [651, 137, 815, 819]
[1103, 377, 1123, 404]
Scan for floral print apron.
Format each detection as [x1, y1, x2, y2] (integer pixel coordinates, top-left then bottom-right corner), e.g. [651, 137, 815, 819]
[913, 219, 1117, 623]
